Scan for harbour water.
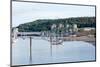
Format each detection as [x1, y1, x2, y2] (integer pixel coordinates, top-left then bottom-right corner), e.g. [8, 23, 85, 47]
[12, 37, 95, 66]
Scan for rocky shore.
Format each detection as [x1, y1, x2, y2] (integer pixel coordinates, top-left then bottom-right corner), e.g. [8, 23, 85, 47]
[63, 35, 96, 46]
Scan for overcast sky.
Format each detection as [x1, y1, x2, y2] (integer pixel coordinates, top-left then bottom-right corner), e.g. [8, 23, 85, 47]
[12, 1, 95, 27]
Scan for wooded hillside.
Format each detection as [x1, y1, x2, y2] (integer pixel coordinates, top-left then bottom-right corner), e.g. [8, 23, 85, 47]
[17, 17, 96, 32]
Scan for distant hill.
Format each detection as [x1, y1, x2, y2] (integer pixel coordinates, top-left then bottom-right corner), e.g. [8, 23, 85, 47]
[17, 17, 96, 32]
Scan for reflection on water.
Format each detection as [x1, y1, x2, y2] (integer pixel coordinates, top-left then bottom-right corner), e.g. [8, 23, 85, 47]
[12, 37, 95, 66]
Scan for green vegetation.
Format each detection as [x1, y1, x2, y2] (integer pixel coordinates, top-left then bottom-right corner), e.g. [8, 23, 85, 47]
[17, 17, 96, 32]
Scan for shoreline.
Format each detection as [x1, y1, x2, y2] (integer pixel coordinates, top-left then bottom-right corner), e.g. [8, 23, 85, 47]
[15, 35, 96, 46]
[63, 35, 96, 46]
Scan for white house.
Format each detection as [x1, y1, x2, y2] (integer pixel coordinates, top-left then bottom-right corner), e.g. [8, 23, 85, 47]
[83, 27, 95, 31]
[12, 27, 18, 39]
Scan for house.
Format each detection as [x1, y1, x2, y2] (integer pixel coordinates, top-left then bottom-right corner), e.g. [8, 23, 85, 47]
[83, 27, 95, 31]
[12, 27, 18, 39]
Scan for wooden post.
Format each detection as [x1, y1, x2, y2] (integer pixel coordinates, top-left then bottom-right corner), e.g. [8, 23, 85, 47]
[50, 35, 52, 56]
[29, 37, 32, 63]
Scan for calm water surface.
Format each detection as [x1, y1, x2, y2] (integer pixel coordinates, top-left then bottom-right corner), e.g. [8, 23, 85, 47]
[12, 37, 95, 66]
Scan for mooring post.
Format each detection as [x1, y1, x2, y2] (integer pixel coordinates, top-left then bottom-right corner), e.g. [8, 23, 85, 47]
[50, 35, 52, 57]
[29, 36, 32, 63]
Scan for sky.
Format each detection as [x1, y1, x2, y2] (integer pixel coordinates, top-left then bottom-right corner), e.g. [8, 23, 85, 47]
[12, 1, 95, 27]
